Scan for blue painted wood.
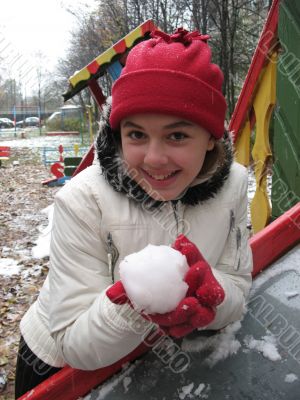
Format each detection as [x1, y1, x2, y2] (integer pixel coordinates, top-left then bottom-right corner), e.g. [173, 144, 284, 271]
[107, 61, 123, 81]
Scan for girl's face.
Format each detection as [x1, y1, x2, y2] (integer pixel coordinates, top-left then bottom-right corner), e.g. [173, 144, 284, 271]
[120, 113, 215, 201]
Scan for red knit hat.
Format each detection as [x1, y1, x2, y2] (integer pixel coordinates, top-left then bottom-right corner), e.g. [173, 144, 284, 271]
[110, 28, 227, 139]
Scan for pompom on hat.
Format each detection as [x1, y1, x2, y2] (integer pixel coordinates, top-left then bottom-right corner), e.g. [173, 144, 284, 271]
[109, 28, 227, 139]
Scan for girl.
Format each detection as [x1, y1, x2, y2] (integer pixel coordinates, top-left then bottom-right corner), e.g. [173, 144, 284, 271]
[15, 28, 253, 397]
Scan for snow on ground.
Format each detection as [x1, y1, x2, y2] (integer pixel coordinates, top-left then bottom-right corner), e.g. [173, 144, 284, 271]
[0, 128, 82, 148]
[250, 245, 300, 300]
[0, 258, 21, 276]
[243, 333, 281, 361]
[178, 382, 195, 399]
[182, 321, 242, 368]
[284, 373, 298, 383]
[84, 361, 141, 400]
[176, 382, 211, 399]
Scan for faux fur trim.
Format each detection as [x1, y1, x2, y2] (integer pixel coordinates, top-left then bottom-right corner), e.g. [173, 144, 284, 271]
[95, 100, 233, 208]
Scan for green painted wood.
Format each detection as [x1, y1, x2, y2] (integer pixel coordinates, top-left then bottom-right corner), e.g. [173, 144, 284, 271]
[64, 166, 77, 177]
[64, 157, 82, 167]
[272, 0, 300, 218]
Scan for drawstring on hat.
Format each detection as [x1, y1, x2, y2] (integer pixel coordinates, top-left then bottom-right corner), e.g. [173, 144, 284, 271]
[151, 28, 210, 45]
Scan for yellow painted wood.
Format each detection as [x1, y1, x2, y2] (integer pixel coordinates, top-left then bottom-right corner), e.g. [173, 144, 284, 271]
[251, 52, 277, 232]
[95, 47, 117, 68]
[125, 26, 142, 47]
[69, 68, 91, 88]
[235, 118, 251, 167]
[74, 143, 79, 157]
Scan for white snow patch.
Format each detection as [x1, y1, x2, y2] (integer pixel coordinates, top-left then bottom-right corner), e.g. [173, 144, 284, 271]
[250, 245, 300, 296]
[123, 376, 132, 393]
[264, 272, 300, 310]
[194, 383, 205, 396]
[284, 373, 298, 383]
[0, 258, 20, 276]
[31, 205, 54, 259]
[178, 382, 194, 399]
[83, 362, 140, 400]
[285, 291, 299, 300]
[182, 321, 242, 367]
[1, 246, 11, 256]
[120, 244, 189, 313]
[243, 333, 281, 361]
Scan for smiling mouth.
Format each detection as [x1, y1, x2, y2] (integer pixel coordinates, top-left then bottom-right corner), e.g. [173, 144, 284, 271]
[142, 169, 179, 181]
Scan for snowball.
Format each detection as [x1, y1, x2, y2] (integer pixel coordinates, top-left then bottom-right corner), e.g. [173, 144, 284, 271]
[120, 244, 189, 314]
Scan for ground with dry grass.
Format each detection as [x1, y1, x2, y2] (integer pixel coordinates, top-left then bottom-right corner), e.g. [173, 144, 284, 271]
[0, 148, 59, 399]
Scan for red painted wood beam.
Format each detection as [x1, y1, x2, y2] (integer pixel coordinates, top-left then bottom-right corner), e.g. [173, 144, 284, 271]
[229, 0, 279, 142]
[87, 79, 106, 109]
[18, 202, 300, 400]
[250, 201, 300, 277]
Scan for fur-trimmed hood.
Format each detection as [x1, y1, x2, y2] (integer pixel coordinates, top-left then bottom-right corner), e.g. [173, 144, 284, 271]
[95, 101, 233, 208]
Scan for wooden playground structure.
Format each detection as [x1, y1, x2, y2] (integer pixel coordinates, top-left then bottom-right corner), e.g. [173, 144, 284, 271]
[19, 1, 300, 398]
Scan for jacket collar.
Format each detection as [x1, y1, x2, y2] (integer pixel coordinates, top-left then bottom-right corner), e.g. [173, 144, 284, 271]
[95, 100, 233, 208]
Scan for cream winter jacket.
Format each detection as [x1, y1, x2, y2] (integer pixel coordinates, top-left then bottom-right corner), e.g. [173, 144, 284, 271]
[20, 112, 253, 370]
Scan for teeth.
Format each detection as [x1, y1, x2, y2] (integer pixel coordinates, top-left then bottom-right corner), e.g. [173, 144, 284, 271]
[146, 171, 175, 180]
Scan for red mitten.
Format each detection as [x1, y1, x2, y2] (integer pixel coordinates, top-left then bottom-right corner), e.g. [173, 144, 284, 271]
[147, 297, 216, 338]
[106, 281, 128, 305]
[145, 297, 199, 326]
[168, 303, 216, 338]
[172, 234, 204, 266]
[184, 260, 225, 307]
[106, 235, 225, 339]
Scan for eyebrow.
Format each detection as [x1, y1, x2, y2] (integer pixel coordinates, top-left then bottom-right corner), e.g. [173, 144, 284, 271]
[121, 120, 195, 129]
[121, 121, 144, 129]
[163, 121, 195, 129]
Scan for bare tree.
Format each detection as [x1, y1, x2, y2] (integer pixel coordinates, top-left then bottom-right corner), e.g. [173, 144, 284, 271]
[53, 0, 269, 119]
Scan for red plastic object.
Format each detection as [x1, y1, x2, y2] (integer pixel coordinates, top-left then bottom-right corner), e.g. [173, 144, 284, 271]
[250, 201, 300, 277]
[87, 78, 106, 109]
[0, 146, 10, 158]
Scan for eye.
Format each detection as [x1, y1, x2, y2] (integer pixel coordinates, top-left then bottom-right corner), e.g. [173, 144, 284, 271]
[128, 131, 146, 140]
[168, 132, 188, 141]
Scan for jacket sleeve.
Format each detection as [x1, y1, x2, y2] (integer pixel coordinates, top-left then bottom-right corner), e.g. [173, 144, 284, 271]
[49, 184, 146, 370]
[206, 166, 253, 330]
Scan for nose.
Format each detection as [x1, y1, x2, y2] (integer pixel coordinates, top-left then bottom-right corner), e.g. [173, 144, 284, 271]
[144, 141, 168, 166]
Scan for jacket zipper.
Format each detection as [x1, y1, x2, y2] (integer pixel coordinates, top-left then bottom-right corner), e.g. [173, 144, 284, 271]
[234, 226, 241, 271]
[106, 233, 119, 283]
[230, 210, 241, 271]
[171, 201, 179, 236]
